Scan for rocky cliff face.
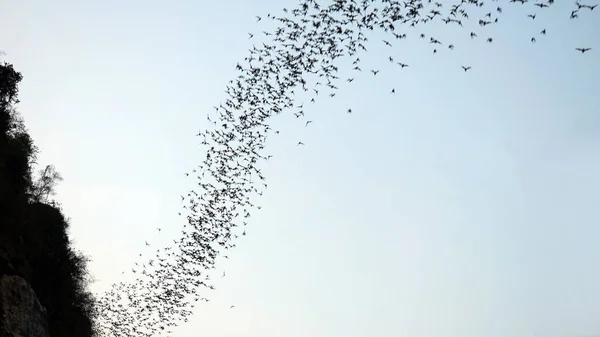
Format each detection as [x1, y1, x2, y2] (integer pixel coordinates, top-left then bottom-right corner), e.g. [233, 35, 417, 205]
[0, 274, 49, 337]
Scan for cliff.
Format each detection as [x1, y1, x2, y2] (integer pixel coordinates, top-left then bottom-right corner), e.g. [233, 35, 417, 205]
[0, 61, 96, 337]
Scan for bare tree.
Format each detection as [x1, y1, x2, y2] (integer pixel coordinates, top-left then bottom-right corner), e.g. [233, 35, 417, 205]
[30, 164, 63, 204]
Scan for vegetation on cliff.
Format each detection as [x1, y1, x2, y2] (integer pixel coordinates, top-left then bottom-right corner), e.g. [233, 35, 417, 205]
[0, 61, 97, 337]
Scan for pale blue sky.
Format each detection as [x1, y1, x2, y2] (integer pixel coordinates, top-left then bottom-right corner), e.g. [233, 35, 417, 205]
[1, 1, 600, 337]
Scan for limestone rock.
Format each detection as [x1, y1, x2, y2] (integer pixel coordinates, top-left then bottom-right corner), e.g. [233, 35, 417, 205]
[0, 275, 49, 337]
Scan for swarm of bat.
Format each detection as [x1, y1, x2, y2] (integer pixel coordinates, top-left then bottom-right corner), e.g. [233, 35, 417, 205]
[93, 0, 596, 336]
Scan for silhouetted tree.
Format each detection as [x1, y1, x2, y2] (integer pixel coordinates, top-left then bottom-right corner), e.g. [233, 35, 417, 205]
[30, 164, 63, 204]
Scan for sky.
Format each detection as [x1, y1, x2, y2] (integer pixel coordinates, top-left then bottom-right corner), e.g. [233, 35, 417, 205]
[1, 1, 600, 337]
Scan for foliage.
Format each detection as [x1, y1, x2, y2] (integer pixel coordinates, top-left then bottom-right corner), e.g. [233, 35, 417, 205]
[0, 61, 98, 337]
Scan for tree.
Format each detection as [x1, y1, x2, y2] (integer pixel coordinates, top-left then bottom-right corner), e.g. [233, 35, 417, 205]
[30, 164, 63, 204]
